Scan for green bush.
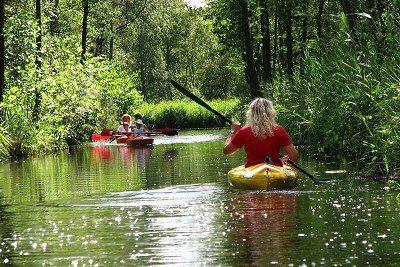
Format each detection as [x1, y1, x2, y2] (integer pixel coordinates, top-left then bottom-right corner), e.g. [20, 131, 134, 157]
[1, 37, 143, 157]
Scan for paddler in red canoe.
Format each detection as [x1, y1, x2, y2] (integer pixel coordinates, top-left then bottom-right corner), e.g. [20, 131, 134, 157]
[132, 113, 149, 137]
[223, 98, 298, 167]
[117, 114, 134, 134]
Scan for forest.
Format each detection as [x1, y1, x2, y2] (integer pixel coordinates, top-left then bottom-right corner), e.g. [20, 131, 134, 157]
[0, 0, 399, 177]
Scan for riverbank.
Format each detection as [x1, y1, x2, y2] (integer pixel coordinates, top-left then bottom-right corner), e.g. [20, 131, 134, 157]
[0, 93, 399, 179]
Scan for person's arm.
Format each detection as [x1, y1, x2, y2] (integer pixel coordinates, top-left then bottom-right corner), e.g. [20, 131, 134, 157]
[223, 134, 239, 156]
[223, 121, 241, 156]
[281, 144, 298, 163]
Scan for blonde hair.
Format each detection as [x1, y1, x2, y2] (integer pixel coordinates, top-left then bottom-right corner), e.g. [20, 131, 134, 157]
[246, 98, 276, 138]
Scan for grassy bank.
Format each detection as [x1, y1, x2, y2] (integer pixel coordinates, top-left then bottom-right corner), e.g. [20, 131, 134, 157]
[137, 99, 242, 129]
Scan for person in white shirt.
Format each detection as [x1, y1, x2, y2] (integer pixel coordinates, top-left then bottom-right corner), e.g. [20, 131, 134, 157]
[133, 114, 148, 136]
[117, 121, 132, 134]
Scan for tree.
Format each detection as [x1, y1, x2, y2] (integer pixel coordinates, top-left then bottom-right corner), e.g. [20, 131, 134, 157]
[81, 0, 89, 63]
[316, 0, 324, 40]
[338, 0, 357, 41]
[285, 0, 293, 76]
[260, 0, 272, 83]
[240, 0, 261, 98]
[49, 0, 60, 36]
[0, 0, 4, 105]
[299, 0, 308, 75]
[32, 0, 42, 123]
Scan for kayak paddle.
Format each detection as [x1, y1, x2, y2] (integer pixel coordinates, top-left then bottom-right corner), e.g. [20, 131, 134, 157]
[147, 129, 178, 136]
[170, 79, 231, 125]
[287, 159, 319, 185]
[105, 128, 178, 142]
[170, 79, 319, 184]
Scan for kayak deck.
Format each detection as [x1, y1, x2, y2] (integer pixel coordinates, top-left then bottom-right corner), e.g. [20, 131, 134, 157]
[228, 163, 298, 190]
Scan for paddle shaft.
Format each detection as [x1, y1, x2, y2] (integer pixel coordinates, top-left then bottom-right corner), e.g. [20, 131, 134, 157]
[103, 128, 177, 142]
[170, 79, 231, 125]
[287, 159, 319, 184]
[170, 79, 318, 184]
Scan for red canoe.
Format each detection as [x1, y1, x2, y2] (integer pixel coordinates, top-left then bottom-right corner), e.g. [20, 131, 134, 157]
[126, 136, 154, 147]
[116, 134, 153, 147]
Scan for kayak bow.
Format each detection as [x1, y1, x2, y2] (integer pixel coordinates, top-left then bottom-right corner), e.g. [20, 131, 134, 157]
[228, 163, 298, 190]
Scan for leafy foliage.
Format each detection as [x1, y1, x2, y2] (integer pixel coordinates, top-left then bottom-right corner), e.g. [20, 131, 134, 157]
[2, 35, 143, 156]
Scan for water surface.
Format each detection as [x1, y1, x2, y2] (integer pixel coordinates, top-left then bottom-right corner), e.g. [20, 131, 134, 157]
[0, 129, 399, 265]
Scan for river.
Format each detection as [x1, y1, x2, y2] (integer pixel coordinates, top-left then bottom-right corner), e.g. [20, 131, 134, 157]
[0, 129, 399, 265]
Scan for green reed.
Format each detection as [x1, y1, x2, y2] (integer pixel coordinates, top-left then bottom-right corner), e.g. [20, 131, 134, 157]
[273, 43, 400, 177]
[137, 99, 241, 129]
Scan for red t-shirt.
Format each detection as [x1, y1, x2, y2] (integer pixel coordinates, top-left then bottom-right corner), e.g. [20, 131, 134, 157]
[231, 125, 292, 167]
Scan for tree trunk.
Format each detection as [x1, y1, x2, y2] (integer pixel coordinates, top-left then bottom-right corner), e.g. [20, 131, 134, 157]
[272, 3, 278, 75]
[109, 21, 114, 60]
[32, 0, 42, 124]
[279, 34, 284, 77]
[285, 0, 293, 76]
[95, 29, 105, 56]
[260, 0, 272, 83]
[80, 0, 89, 64]
[240, 0, 261, 99]
[338, 0, 357, 41]
[137, 30, 147, 100]
[299, 1, 308, 75]
[49, 0, 60, 36]
[376, 0, 387, 54]
[0, 0, 4, 105]
[316, 0, 324, 40]
[254, 41, 261, 84]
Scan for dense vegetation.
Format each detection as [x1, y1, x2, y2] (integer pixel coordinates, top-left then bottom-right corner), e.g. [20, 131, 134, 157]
[137, 99, 241, 129]
[0, 0, 399, 177]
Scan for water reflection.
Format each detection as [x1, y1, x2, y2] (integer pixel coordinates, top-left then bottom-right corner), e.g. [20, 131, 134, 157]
[227, 191, 299, 265]
[0, 130, 399, 265]
[0, 196, 10, 264]
[92, 146, 111, 161]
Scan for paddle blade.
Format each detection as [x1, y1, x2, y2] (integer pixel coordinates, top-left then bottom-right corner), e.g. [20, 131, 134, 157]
[161, 129, 178, 136]
[92, 133, 113, 141]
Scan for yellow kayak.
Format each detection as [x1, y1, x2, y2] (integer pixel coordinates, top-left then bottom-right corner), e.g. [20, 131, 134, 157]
[228, 163, 298, 190]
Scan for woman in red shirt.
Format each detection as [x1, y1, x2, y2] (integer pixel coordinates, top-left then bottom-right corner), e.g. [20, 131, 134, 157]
[223, 98, 298, 167]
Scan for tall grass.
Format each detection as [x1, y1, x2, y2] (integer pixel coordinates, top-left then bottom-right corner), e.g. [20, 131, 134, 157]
[272, 44, 400, 176]
[136, 99, 242, 129]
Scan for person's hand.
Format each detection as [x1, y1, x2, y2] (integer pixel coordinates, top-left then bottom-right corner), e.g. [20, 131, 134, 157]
[231, 121, 241, 133]
[281, 155, 291, 164]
